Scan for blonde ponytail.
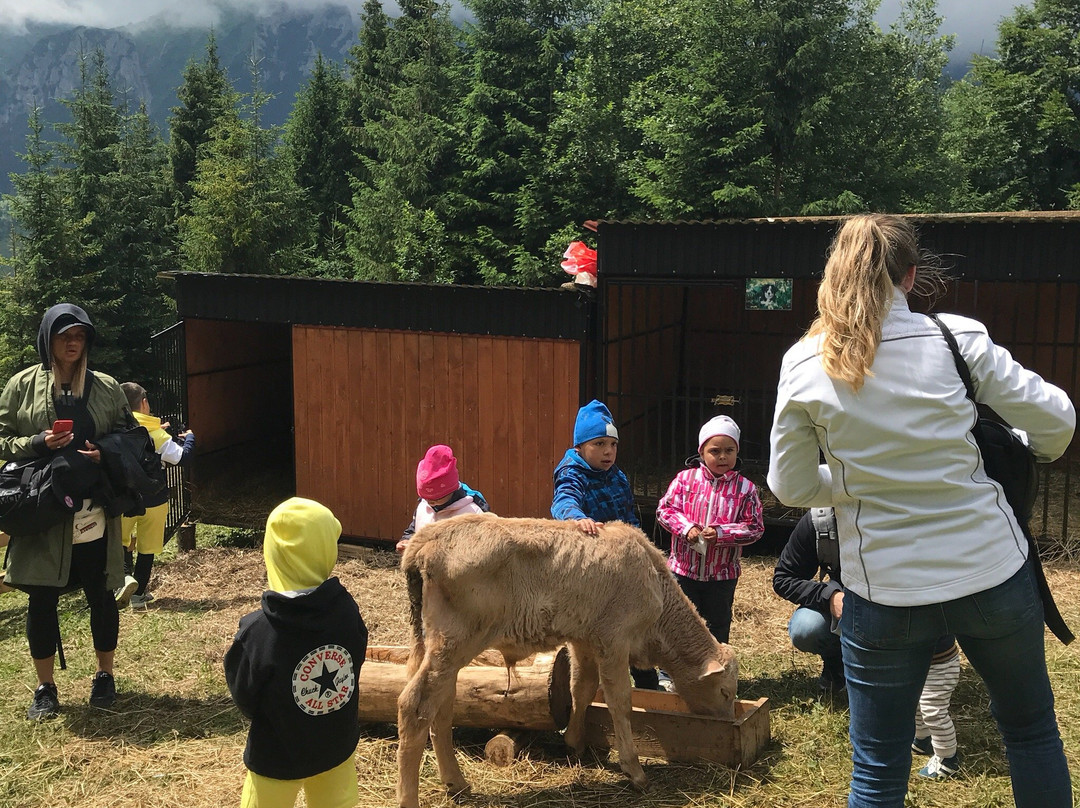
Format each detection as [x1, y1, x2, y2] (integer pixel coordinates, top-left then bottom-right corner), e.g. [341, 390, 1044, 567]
[807, 214, 921, 391]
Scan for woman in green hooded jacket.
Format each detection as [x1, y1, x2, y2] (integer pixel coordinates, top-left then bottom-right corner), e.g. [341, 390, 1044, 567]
[0, 304, 132, 720]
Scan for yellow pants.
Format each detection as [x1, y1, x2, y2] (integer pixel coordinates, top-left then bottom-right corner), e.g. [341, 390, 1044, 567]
[121, 502, 169, 555]
[240, 758, 358, 808]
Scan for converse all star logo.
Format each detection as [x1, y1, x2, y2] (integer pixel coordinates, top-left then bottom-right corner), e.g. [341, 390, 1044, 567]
[290, 644, 355, 716]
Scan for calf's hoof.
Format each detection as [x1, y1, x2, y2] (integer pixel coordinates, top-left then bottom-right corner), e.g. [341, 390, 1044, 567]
[563, 733, 585, 756]
[445, 780, 471, 799]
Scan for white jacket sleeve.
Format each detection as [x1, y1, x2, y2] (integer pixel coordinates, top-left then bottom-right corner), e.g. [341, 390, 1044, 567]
[158, 438, 185, 466]
[767, 356, 834, 508]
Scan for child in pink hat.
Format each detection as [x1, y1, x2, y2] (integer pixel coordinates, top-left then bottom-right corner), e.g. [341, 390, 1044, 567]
[396, 445, 490, 553]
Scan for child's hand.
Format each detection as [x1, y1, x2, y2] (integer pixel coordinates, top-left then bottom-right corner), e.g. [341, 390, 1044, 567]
[575, 518, 602, 536]
[700, 526, 719, 543]
[395, 539, 409, 554]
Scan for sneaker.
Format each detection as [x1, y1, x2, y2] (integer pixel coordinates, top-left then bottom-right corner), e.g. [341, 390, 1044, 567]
[911, 735, 934, 756]
[89, 671, 116, 708]
[27, 682, 60, 720]
[114, 575, 138, 608]
[129, 591, 154, 607]
[918, 753, 961, 780]
[657, 670, 676, 693]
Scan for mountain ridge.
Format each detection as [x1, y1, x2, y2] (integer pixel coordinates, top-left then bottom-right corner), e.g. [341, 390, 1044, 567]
[0, 4, 360, 196]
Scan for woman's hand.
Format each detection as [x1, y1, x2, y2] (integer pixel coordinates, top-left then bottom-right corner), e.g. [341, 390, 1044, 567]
[43, 427, 74, 451]
[77, 440, 101, 463]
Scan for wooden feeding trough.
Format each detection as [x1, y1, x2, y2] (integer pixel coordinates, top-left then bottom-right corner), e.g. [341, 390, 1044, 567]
[585, 688, 770, 769]
[358, 646, 769, 769]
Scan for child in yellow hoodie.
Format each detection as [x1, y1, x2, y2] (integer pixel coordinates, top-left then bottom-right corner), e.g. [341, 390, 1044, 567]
[118, 383, 195, 606]
[225, 497, 368, 808]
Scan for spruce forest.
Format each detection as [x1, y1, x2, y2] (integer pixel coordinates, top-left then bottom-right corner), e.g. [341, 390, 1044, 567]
[1, 0, 1078, 384]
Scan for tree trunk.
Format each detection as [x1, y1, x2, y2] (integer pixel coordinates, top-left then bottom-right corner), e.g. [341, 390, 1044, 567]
[358, 646, 571, 731]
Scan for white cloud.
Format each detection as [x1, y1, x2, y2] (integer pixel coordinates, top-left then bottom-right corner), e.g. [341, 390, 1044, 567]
[0, 0, 373, 30]
[0, 0, 1029, 61]
[877, 0, 1030, 64]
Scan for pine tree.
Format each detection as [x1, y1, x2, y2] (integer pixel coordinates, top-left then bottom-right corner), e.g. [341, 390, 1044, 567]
[452, 0, 582, 284]
[0, 108, 87, 381]
[169, 32, 233, 215]
[284, 53, 355, 270]
[343, 0, 463, 282]
[179, 65, 313, 275]
[0, 54, 173, 383]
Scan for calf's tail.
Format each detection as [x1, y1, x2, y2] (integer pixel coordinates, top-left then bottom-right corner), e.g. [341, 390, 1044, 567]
[404, 559, 425, 677]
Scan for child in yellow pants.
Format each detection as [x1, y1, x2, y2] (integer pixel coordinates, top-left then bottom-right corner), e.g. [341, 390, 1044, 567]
[225, 498, 368, 808]
[118, 383, 195, 607]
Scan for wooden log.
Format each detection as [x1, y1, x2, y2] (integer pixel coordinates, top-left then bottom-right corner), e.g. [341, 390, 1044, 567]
[177, 522, 196, 552]
[484, 731, 526, 766]
[584, 690, 770, 769]
[358, 646, 572, 731]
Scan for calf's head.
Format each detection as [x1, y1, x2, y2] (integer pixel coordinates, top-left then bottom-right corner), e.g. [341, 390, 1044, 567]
[671, 648, 738, 720]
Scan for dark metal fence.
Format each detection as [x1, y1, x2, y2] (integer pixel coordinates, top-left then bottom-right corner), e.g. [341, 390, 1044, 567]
[150, 322, 190, 543]
[601, 279, 1079, 552]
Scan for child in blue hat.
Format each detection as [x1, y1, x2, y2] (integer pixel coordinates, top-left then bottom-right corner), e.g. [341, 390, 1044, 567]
[551, 400, 639, 535]
[552, 400, 654, 687]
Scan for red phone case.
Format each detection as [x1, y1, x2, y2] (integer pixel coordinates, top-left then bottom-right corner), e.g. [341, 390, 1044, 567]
[52, 419, 73, 433]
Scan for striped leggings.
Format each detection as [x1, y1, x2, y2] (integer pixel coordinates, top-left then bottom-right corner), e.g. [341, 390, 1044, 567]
[914, 653, 961, 757]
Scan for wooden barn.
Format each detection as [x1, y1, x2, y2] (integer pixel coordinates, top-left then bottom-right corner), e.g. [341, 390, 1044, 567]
[161, 212, 1080, 547]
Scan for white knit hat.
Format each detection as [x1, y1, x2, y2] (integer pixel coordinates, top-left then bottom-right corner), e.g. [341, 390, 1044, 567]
[698, 415, 740, 454]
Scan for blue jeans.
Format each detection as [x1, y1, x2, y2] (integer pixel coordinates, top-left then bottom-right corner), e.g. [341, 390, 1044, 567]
[840, 559, 1071, 808]
[788, 606, 842, 662]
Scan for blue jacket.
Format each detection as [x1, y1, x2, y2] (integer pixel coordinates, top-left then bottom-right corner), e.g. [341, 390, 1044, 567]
[551, 448, 639, 527]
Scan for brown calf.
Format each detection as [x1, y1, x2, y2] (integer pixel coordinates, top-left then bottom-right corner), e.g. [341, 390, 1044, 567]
[396, 515, 738, 808]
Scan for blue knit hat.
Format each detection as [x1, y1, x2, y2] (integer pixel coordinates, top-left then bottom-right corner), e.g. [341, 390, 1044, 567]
[574, 400, 619, 446]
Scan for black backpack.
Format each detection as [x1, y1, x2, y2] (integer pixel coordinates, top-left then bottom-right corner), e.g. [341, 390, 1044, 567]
[0, 450, 98, 536]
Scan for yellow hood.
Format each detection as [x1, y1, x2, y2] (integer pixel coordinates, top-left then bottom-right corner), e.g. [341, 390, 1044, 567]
[263, 497, 341, 593]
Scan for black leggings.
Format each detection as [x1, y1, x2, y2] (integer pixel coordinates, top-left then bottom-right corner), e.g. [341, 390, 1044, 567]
[675, 574, 738, 645]
[25, 538, 119, 659]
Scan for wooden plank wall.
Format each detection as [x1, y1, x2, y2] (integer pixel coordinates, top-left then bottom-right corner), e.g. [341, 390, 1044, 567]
[185, 318, 293, 454]
[292, 327, 580, 542]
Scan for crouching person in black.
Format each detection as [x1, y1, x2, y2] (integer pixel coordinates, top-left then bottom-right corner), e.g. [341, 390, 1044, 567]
[225, 497, 368, 808]
[772, 508, 846, 694]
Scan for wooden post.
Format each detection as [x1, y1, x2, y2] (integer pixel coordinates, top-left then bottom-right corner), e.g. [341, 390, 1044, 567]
[177, 522, 196, 552]
[358, 646, 572, 731]
[484, 732, 526, 766]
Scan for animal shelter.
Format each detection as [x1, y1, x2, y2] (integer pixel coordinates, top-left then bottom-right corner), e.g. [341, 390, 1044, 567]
[162, 212, 1080, 546]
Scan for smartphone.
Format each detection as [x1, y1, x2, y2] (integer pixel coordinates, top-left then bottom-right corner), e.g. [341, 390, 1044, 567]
[52, 419, 73, 434]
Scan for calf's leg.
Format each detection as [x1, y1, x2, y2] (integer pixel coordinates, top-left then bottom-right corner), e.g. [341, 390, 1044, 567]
[397, 655, 434, 808]
[427, 665, 469, 796]
[596, 651, 649, 791]
[564, 642, 600, 754]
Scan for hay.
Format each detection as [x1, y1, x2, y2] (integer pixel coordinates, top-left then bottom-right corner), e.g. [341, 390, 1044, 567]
[2, 535, 1080, 807]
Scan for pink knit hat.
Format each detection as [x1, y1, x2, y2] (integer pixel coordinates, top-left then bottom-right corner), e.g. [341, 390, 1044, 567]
[416, 445, 460, 500]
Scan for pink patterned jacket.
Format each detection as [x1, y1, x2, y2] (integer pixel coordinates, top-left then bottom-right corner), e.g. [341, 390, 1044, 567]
[656, 466, 765, 581]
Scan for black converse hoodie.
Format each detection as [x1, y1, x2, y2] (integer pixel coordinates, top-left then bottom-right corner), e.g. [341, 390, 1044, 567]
[224, 497, 368, 780]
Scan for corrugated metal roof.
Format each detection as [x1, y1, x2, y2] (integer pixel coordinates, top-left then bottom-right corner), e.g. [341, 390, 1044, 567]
[166, 273, 592, 340]
[595, 214, 1080, 281]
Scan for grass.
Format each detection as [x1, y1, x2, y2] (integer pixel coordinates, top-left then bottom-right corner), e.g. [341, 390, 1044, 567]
[0, 530, 1078, 807]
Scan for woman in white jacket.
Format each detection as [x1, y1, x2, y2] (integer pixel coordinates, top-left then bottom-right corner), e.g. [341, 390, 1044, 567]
[768, 214, 1075, 808]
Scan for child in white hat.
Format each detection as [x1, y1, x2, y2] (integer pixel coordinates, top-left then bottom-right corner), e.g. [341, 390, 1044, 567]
[656, 415, 764, 644]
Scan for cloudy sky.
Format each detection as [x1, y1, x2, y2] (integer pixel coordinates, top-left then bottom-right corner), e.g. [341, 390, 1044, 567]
[0, 0, 1026, 65]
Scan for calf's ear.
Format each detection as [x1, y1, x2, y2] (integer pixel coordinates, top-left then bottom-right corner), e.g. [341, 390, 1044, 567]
[700, 659, 728, 678]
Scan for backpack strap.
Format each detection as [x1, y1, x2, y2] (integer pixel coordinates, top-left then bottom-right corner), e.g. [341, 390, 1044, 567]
[811, 507, 839, 579]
